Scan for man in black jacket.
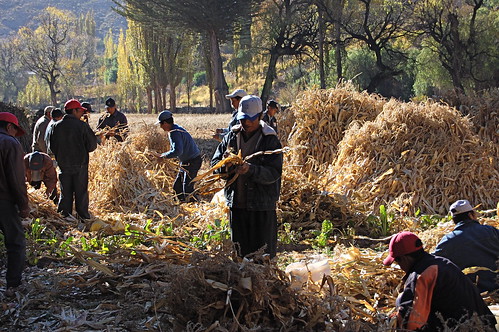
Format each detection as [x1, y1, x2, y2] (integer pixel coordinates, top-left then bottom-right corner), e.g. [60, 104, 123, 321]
[47, 99, 97, 220]
[383, 231, 496, 331]
[211, 95, 282, 258]
[0, 112, 29, 296]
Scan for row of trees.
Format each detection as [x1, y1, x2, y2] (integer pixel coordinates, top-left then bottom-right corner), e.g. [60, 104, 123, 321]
[0, 0, 497, 112]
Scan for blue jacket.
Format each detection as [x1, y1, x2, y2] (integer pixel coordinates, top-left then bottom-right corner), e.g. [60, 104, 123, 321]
[161, 124, 200, 162]
[211, 121, 282, 211]
[434, 219, 499, 292]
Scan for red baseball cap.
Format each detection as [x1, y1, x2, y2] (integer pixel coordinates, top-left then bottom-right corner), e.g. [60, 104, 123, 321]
[383, 231, 423, 266]
[64, 99, 87, 112]
[0, 112, 25, 136]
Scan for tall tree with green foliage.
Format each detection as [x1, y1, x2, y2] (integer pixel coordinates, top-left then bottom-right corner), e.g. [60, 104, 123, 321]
[115, 0, 258, 113]
[0, 37, 26, 102]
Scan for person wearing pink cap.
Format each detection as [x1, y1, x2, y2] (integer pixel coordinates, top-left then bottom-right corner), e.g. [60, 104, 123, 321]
[0, 112, 29, 296]
[383, 231, 495, 331]
[46, 99, 97, 220]
[434, 199, 499, 293]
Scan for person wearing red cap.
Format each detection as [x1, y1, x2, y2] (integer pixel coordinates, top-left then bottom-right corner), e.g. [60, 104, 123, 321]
[384, 231, 496, 331]
[46, 99, 97, 220]
[0, 112, 29, 296]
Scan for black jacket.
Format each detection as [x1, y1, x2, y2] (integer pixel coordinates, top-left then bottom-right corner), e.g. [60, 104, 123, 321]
[396, 252, 496, 331]
[47, 114, 97, 172]
[211, 122, 282, 211]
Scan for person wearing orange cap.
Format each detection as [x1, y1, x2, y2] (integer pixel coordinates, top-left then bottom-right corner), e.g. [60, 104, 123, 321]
[383, 231, 496, 331]
[23, 151, 58, 203]
[0, 112, 29, 296]
[46, 99, 97, 220]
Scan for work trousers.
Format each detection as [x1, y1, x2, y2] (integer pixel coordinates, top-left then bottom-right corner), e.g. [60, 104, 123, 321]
[229, 208, 277, 258]
[0, 200, 26, 288]
[58, 165, 90, 219]
[173, 155, 202, 202]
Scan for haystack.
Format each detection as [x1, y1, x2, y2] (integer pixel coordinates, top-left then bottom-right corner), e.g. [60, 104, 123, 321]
[326, 99, 499, 214]
[284, 82, 385, 172]
[88, 124, 178, 214]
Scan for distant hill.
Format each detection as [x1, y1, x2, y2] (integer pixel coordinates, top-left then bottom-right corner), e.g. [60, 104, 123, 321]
[0, 0, 127, 39]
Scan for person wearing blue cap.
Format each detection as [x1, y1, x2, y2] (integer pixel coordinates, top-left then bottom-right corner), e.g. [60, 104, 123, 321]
[434, 199, 499, 292]
[211, 95, 282, 259]
[156, 110, 202, 203]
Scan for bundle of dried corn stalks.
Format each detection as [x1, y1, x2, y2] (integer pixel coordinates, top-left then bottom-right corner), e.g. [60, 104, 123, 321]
[326, 99, 498, 214]
[284, 81, 385, 172]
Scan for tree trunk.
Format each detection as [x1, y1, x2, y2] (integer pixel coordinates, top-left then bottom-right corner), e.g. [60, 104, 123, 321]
[448, 13, 465, 93]
[317, 5, 326, 89]
[261, 50, 279, 107]
[169, 84, 177, 112]
[146, 87, 153, 113]
[334, 0, 344, 82]
[208, 29, 230, 113]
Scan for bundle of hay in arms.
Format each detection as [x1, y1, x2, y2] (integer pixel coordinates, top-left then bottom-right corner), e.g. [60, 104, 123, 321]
[193, 148, 290, 196]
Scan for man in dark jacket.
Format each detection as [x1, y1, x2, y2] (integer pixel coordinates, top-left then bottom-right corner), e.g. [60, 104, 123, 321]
[47, 99, 97, 220]
[434, 199, 499, 292]
[211, 95, 283, 258]
[383, 231, 496, 331]
[262, 99, 279, 133]
[96, 98, 128, 142]
[0, 112, 29, 295]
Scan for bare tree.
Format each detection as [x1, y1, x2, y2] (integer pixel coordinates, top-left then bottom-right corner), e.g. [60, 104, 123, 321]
[17, 7, 74, 105]
[412, 0, 497, 93]
[258, 0, 318, 105]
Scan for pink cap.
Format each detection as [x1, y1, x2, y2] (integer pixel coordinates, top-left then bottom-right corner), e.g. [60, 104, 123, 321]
[383, 231, 423, 266]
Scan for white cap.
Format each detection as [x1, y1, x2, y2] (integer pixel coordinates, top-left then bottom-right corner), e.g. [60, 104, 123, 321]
[225, 89, 247, 99]
[236, 95, 262, 120]
[449, 199, 473, 216]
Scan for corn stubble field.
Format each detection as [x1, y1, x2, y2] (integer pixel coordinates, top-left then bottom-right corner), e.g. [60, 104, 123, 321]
[1, 83, 498, 331]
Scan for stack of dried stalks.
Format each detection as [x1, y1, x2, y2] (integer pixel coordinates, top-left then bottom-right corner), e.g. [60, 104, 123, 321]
[88, 124, 178, 214]
[284, 82, 385, 172]
[326, 99, 499, 214]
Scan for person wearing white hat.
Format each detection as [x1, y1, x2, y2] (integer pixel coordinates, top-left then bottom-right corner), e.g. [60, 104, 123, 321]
[434, 199, 499, 292]
[213, 89, 248, 141]
[211, 95, 283, 259]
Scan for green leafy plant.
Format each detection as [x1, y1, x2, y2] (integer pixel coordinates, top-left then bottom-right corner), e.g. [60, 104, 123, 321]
[367, 205, 393, 236]
[190, 218, 230, 249]
[314, 220, 334, 248]
[278, 223, 301, 245]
